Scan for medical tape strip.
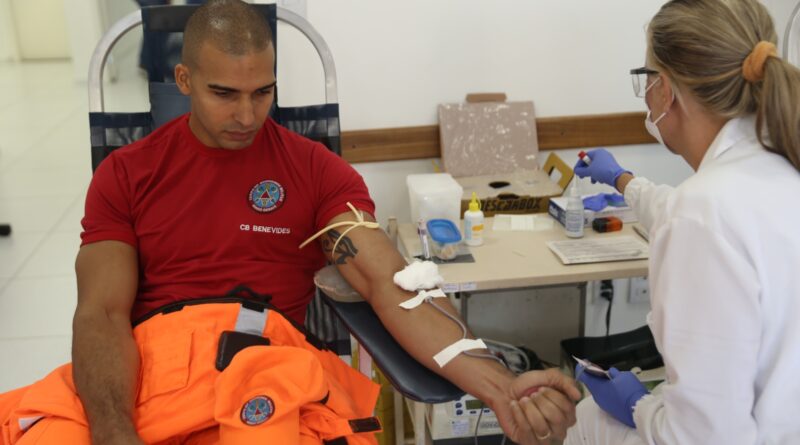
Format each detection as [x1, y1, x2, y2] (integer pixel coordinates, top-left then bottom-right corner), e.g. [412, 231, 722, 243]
[234, 305, 269, 335]
[399, 288, 447, 309]
[433, 338, 488, 368]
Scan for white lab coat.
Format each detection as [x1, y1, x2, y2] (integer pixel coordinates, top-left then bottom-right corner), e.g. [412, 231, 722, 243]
[566, 115, 800, 445]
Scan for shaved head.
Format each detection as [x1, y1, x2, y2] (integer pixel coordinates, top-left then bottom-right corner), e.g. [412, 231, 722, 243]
[175, 0, 276, 150]
[182, 0, 273, 68]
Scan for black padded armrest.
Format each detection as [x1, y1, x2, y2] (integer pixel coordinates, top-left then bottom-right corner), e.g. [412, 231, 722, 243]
[560, 325, 662, 374]
[320, 292, 464, 404]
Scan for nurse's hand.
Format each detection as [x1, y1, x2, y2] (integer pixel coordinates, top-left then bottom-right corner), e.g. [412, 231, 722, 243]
[576, 365, 649, 428]
[573, 148, 632, 188]
[501, 368, 581, 443]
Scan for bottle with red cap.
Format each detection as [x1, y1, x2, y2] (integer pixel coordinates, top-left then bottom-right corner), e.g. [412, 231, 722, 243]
[578, 150, 591, 165]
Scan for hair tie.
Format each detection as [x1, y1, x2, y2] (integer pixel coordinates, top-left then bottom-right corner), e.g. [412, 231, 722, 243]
[742, 41, 778, 83]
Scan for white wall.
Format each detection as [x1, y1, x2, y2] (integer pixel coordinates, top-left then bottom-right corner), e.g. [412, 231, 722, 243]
[764, 0, 798, 55]
[0, 0, 20, 62]
[63, 0, 143, 83]
[63, 0, 106, 82]
[101, 0, 142, 64]
[301, 1, 656, 129]
[283, 0, 699, 222]
[10, 0, 71, 60]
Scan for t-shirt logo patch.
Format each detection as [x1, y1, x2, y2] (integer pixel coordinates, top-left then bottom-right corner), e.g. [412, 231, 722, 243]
[249, 180, 285, 213]
[241, 395, 274, 426]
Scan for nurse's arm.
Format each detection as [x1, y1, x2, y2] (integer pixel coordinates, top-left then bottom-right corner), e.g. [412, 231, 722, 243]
[73, 241, 144, 445]
[615, 172, 635, 193]
[321, 211, 580, 443]
[618, 173, 675, 233]
[634, 217, 759, 442]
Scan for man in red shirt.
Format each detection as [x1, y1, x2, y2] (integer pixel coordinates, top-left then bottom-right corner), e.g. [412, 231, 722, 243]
[0, 1, 580, 444]
[82, 99, 368, 326]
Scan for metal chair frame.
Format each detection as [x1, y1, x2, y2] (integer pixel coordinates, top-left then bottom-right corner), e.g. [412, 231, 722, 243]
[88, 7, 338, 114]
[784, 1, 800, 64]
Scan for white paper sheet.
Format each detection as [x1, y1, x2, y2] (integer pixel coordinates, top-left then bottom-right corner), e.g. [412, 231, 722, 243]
[546, 236, 649, 265]
[492, 214, 555, 232]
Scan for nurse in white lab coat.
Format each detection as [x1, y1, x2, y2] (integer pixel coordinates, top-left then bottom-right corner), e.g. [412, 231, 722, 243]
[558, 0, 800, 444]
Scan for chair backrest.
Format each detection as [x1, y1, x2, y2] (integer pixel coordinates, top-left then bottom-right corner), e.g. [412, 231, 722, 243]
[88, 4, 341, 172]
[87, 4, 346, 352]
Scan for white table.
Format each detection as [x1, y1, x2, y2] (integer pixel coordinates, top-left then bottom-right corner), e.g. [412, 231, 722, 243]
[398, 218, 648, 293]
[394, 217, 649, 444]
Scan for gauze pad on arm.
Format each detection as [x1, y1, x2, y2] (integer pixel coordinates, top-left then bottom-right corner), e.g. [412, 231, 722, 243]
[393, 261, 443, 292]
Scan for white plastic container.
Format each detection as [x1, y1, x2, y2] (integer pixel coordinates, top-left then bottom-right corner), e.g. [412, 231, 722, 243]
[407, 173, 464, 228]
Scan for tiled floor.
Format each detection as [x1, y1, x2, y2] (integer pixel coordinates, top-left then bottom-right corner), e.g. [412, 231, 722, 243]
[0, 55, 148, 392]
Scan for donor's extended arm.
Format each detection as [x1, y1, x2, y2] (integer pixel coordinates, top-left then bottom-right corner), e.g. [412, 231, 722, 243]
[315, 211, 580, 443]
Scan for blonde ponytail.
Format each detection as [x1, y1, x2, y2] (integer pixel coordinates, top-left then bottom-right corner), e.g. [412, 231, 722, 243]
[758, 56, 800, 171]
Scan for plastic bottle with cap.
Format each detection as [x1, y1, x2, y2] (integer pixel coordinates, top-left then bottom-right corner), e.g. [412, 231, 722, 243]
[565, 179, 585, 238]
[463, 192, 484, 246]
[578, 150, 591, 165]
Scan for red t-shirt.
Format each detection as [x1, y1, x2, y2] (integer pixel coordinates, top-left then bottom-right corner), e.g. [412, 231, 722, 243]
[81, 114, 374, 324]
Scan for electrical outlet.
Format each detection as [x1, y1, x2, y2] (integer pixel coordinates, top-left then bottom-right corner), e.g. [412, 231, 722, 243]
[628, 277, 650, 304]
[588, 280, 614, 304]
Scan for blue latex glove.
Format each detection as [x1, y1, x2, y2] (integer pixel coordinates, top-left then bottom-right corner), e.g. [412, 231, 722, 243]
[583, 193, 626, 211]
[582, 194, 608, 211]
[573, 149, 632, 187]
[576, 364, 649, 428]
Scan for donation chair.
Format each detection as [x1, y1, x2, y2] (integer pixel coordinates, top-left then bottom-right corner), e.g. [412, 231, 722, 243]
[88, 2, 463, 420]
[561, 325, 663, 375]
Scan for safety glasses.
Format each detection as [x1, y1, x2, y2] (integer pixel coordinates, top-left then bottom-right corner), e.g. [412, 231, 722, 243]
[630, 67, 660, 98]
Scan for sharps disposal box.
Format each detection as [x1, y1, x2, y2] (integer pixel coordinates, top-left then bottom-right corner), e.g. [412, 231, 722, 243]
[407, 173, 464, 228]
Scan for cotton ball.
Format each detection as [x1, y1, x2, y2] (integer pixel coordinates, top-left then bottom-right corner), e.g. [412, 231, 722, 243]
[393, 261, 443, 291]
[436, 243, 458, 260]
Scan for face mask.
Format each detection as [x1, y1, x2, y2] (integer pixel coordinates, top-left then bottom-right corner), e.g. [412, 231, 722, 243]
[642, 74, 673, 146]
[644, 109, 667, 145]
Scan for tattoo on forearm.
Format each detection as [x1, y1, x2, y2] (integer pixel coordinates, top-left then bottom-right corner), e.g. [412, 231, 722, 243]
[322, 229, 359, 265]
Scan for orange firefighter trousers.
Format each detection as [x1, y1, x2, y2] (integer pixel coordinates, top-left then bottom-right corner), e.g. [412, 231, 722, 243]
[0, 302, 380, 444]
